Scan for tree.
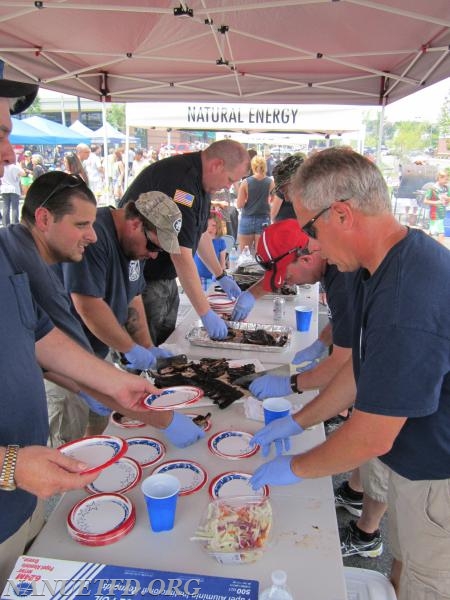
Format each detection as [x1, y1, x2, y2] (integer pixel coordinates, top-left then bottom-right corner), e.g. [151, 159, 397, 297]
[106, 103, 125, 131]
[437, 92, 450, 139]
[391, 121, 430, 158]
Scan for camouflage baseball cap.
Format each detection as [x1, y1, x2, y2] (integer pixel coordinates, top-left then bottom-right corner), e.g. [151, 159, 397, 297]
[135, 191, 182, 254]
[272, 153, 306, 191]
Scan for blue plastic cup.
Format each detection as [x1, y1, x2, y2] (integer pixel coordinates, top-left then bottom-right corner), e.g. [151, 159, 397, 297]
[141, 474, 180, 532]
[263, 397, 292, 425]
[295, 305, 313, 332]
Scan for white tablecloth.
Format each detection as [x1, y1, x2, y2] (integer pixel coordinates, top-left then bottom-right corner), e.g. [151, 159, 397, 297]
[29, 285, 347, 599]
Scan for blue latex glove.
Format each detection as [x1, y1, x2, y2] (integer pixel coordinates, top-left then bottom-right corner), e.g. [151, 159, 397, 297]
[162, 412, 205, 448]
[292, 339, 327, 372]
[231, 290, 255, 321]
[250, 415, 304, 457]
[200, 309, 228, 340]
[78, 391, 112, 416]
[249, 374, 291, 400]
[216, 275, 241, 300]
[148, 346, 173, 360]
[250, 455, 302, 490]
[124, 344, 172, 371]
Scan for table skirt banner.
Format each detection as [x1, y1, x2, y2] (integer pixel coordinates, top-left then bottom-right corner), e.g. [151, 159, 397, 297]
[2, 556, 259, 600]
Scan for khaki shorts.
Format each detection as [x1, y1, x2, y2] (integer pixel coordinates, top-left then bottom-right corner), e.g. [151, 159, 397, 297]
[359, 457, 389, 504]
[0, 500, 45, 591]
[388, 468, 450, 600]
[45, 380, 89, 447]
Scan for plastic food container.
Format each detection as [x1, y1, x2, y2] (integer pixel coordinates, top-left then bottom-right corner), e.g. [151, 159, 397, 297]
[191, 496, 272, 564]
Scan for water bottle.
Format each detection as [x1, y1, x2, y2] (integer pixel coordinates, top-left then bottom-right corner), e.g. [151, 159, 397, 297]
[237, 245, 252, 267]
[229, 246, 239, 272]
[273, 296, 286, 323]
[259, 570, 293, 600]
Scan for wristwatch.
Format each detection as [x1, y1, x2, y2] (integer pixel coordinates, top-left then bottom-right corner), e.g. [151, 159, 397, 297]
[0, 445, 20, 491]
[290, 374, 302, 394]
[215, 270, 227, 281]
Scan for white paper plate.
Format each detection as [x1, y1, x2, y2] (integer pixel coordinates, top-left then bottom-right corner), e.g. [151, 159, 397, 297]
[125, 436, 165, 468]
[110, 411, 145, 429]
[59, 435, 127, 474]
[207, 293, 235, 307]
[152, 460, 207, 495]
[208, 431, 258, 459]
[142, 386, 203, 411]
[67, 493, 134, 537]
[86, 457, 142, 494]
[209, 472, 269, 499]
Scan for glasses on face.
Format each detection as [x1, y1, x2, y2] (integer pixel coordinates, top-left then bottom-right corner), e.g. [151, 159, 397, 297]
[38, 175, 85, 209]
[143, 228, 162, 253]
[301, 199, 348, 239]
[255, 246, 307, 271]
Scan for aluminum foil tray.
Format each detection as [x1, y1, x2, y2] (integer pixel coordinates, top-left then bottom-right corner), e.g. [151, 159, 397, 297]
[186, 321, 292, 352]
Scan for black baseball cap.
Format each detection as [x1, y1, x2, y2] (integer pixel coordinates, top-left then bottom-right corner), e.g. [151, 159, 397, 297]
[0, 79, 39, 115]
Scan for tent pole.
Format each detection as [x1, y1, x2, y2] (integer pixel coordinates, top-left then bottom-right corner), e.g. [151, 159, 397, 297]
[101, 99, 110, 203]
[376, 104, 385, 164]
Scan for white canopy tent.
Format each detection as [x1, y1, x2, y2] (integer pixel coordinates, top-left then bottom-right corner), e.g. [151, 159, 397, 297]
[0, 1, 448, 107]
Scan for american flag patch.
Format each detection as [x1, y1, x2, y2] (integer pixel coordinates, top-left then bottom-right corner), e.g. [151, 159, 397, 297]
[174, 189, 194, 207]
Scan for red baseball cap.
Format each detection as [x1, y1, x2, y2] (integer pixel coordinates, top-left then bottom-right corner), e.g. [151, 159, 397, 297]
[256, 219, 309, 291]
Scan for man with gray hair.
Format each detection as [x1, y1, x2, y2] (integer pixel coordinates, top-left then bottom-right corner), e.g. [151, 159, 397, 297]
[119, 139, 249, 343]
[249, 147, 450, 600]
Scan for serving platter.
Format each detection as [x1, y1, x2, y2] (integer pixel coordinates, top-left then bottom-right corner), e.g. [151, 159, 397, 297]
[186, 321, 291, 352]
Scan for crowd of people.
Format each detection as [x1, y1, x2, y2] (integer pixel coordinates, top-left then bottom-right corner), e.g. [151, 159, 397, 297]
[0, 75, 449, 600]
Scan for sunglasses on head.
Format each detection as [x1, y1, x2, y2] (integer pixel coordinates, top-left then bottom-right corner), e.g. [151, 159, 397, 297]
[301, 199, 348, 239]
[143, 228, 162, 253]
[255, 246, 307, 271]
[38, 175, 85, 209]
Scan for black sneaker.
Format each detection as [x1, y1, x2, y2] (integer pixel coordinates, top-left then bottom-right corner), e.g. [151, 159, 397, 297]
[334, 481, 363, 517]
[340, 520, 383, 558]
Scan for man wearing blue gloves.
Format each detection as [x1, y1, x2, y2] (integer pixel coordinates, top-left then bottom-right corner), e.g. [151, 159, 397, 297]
[250, 147, 450, 600]
[119, 140, 249, 342]
[7, 177, 203, 449]
[232, 218, 354, 398]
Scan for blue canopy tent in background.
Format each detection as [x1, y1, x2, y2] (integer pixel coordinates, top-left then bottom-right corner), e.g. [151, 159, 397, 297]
[23, 116, 89, 145]
[10, 118, 53, 145]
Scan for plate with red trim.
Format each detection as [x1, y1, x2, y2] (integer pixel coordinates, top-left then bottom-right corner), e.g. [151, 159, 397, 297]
[151, 460, 207, 496]
[110, 411, 145, 429]
[67, 493, 135, 546]
[209, 472, 269, 499]
[124, 437, 166, 468]
[142, 386, 203, 411]
[86, 457, 142, 495]
[208, 430, 259, 459]
[59, 435, 127, 475]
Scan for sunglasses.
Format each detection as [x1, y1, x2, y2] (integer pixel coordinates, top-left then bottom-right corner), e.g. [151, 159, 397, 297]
[255, 246, 307, 270]
[143, 228, 162, 253]
[38, 175, 85, 209]
[301, 199, 348, 239]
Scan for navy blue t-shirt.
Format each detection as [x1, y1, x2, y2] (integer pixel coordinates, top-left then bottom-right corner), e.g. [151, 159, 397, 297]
[352, 228, 450, 480]
[119, 152, 210, 281]
[61, 208, 145, 358]
[323, 264, 355, 349]
[0, 225, 91, 350]
[0, 244, 53, 542]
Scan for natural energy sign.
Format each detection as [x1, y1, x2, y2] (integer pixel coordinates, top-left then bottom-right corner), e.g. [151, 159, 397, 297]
[126, 102, 363, 134]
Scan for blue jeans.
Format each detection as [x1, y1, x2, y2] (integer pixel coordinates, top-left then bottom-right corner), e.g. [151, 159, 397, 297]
[1, 193, 20, 225]
[238, 214, 269, 235]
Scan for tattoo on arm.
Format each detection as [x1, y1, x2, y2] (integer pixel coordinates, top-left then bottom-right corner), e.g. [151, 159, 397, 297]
[125, 307, 140, 336]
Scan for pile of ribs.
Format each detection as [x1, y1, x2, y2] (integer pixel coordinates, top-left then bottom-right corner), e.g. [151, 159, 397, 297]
[153, 357, 256, 409]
